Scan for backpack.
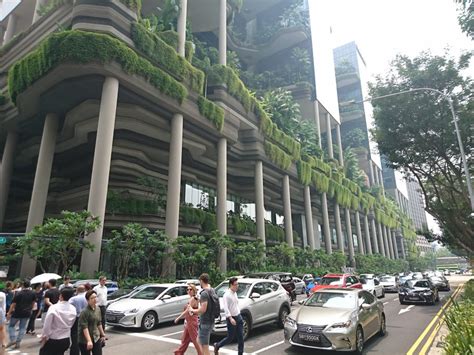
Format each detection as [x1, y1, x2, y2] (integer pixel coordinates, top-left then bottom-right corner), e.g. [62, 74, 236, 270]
[204, 288, 221, 319]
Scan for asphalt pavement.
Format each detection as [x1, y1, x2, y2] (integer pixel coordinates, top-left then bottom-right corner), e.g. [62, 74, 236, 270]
[3, 275, 470, 355]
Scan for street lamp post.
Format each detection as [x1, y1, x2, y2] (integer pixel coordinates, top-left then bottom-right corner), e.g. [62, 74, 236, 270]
[354, 87, 474, 212]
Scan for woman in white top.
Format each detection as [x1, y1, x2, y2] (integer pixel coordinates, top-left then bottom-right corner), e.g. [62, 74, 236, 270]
[0, 290, 6, 348]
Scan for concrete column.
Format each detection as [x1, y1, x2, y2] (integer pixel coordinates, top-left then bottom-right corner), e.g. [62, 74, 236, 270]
[282, 175, 293, 247]
[376, 222, 385, 257]
[370, 217, 379, 254]
[336, 125, 344, 166]
[326, 113, 333, 159]
[384, 225, 393, 259]
[80, 77, 119, 275]
[368, 161, 375, 186]
[313, 214, 321, 250]
[314, 101, 322, 148]
[334, 203, 343, 252]
[218, 0, 227, 65]
[0, 26, 5, 47]
[363, 214, 372, 254]
[4, 13, 17, 44]
[255, 161, 265, 244]
[20, 113, 58, 277]
[391, 230, 399, 259]
[32, 0, 49, 23]
[321, 193, 332, 254]
[387, 227, 395, 259]
[345, 208, 355, 265]
[355, 211, 364, 254]
[378, 169, 384, 189]
[0, 131, 18, 228]
[177, 0, 188, 57]
[217, 138, 227, 272]
[161, 112, 184, 278]
[373, 164, 379, 185]
[399, 235, 406, 259]
[304, 186, 315, 250]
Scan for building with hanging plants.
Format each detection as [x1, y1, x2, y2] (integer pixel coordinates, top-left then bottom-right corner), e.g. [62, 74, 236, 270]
[0, 0, 416, 278]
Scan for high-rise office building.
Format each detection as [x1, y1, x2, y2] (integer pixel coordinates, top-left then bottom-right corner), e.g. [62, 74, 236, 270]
[406, 179, 428, 231]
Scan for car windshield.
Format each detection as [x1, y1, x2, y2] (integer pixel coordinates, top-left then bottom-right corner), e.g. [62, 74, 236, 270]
[414, 281, 430, 288]
[430, 277, 442, 282]
[362, 279, 374, 286]
[131, 287, 166, 300]
[108, 289, 132, 300]
[320, 277, 343, 286]
[380, 276, 394, 282]
[215, 283, 252, 299]
[305, 292, 356, 309]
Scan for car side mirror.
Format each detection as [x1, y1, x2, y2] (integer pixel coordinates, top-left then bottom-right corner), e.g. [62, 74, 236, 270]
[250, 292, 261, 299]
[361, 303, 371, 310]
[161, 294, 171, 301]
[346, 282, 352, 287]
[298, 299, 305, 305]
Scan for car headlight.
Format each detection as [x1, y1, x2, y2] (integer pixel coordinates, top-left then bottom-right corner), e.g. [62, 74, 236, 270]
[285, 316, 297, 328]
[127, 308, 139, 313]
[328, 320, 352, 329]
[423, 292, 432, 296]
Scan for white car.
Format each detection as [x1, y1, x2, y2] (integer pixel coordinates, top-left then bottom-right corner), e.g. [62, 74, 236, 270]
[360, 273, 376, 280]
[361, 278, 385, 298]
[213, 278, 291, 339]
[106, 283, 189, 330]
[293, 277, 306, 295]
[175, 279, 200, 286]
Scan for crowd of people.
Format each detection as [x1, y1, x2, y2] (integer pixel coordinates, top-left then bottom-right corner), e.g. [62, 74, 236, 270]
[0, 275, 108, 354]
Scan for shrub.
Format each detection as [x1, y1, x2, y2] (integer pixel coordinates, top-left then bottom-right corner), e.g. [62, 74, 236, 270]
[197, 96, 225, 131]
[118, 0, 142, 13]
[8, 30, 187, 104]
[443, 300, 474, 354]
[155, 30, 194, 62]
[264, 141, 292, 170]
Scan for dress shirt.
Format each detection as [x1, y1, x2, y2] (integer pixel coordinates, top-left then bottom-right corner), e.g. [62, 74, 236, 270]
[42, 301, 77, 340]
[93, 284, 107, 307]
[69, 293, 88, 317]
[222, 288, 240, 318]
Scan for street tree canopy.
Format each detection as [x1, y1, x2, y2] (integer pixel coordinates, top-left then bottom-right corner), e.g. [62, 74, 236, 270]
[454, 0, 473, 39]
[368, 51, 473, 256]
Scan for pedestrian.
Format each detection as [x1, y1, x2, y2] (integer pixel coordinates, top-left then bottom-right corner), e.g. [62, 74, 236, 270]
[69, 285, 88, 355]
[173, 284, 203, 355]
[39, 288, 77, 355]
[92, 276, 107, 330]
[6, 279, 36, 350]
[213, 277, 244, 355]
[43, 279, 60, 325]
[188, 273, 218, 355]
[26, 283, 42, 335]
[58, 276, 73, 291]
[78, 290, 106, 355]
[5, 281, 14, 313]
[0, 287, 6, 349]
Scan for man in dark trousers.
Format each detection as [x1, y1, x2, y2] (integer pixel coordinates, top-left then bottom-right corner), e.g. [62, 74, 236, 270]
[69, 285, 88, 355]
[6, 280, 36, 350]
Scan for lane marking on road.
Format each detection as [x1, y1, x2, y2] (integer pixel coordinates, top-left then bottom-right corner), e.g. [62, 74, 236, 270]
[383, 302, 389, 305]
[160, 330, 184, 337]
[398, 305, 415, 315]
[418, 284, 464, 355]
[252, 340, 285, 354]
[112, 330, 240, 354]
[406, 283, 463, 355]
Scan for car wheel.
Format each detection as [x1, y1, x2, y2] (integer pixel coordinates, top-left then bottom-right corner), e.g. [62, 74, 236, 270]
[379, 313, 386, 336]
[355, 326, 364, 354]
[382, 289, 385, 298]
[301, 287, 305, 295]
[141, 311, 157, 331]
[399, 296, 406, 305]
[436, 292, 440, 302]
[277, 306, 290, 328]
[242, 314, 251, 340]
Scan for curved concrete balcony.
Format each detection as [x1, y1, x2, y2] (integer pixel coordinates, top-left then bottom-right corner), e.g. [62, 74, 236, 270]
[336, 71, 360, 88]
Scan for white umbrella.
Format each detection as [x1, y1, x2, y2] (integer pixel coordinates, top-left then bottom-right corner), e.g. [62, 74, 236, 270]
[30, 273, 61, 285]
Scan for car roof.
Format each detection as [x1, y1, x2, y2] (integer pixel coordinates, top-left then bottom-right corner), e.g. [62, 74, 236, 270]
[323, 273, 351, 277]
[316, 288, 359, 293]
[230, 278, 279, 284]
[135, 283, 181, 288]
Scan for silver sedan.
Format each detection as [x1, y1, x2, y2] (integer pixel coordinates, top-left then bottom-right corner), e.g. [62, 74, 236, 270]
[284, 288, 386, 353]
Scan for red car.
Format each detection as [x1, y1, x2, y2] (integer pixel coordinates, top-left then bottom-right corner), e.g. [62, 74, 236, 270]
[310, 273, 363, 293]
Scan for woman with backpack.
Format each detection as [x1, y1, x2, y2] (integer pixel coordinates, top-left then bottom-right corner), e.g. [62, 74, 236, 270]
[173, 284, 202, 355]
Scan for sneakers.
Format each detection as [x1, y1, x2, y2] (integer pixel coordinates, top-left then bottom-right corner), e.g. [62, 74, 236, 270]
[14, 342, 21, 349]
[213, 342, 219, 355]
[5, 341, 16, 348]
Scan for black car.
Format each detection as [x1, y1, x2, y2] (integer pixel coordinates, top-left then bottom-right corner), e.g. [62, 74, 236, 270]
[398, 279, 439, 305]
[245, 272, 297, 301]
[428, 276, 450, 291]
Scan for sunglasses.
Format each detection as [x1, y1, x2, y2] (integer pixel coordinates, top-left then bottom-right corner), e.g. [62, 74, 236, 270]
[187, 288, 193, 291]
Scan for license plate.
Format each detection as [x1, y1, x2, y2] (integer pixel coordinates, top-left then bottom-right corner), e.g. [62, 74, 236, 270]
[299, 333, 320, 342]
[408, 297, 418, 300]
[107, 316, 119, 323]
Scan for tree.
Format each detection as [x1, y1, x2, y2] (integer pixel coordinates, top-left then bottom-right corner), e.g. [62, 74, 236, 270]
[369, 51, 473, 256]
[15, 210, 100, 274]
[454, 0, 473, 39]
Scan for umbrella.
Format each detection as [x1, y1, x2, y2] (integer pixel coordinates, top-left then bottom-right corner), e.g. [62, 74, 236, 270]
[30, 273, 61, 285]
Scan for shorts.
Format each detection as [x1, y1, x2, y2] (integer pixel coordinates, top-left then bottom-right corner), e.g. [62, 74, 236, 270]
[0, 309, 5, 326]
[198, 321, 214, 345]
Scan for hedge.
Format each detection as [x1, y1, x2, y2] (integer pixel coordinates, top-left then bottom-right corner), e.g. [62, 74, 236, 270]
[131, 23, 204, 94]
[119, 0, 142, 12]
[260, 113, 301, 159]
[302, 154, 332, 175]
[297, 160, 312, 185]
[8, 30, 187, 104]
[155, 30, 194, 62]
[264, 141, 292, 171]
[197, 96, 225, 131]
[311, 170, 330, 194]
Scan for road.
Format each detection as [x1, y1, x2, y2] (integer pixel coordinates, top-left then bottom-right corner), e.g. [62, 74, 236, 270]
[5, 275, 470, 355]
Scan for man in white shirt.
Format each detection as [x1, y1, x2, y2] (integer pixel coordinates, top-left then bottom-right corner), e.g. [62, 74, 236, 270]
[92, 276, 107, 330]
[40, 288, 77, 355]
[213, 277, 244, 355]
[0, 290, 6, 348]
